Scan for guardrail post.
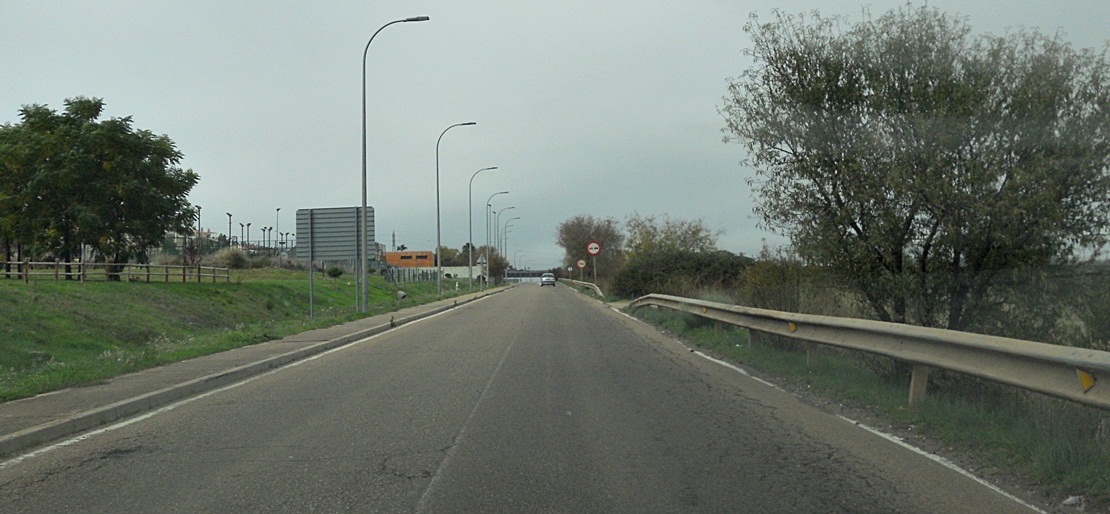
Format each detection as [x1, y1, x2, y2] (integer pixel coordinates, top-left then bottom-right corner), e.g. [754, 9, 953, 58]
[806, 343, 818, 368]
[197, 264, 202, 283]
[146, 264, 151, 283]
[23, 260, 29, 284]
[908, 365, 931, 406]
[748, 330, 763, 348]
[54, 259, 60, 282]
[181, 265, 186, 283]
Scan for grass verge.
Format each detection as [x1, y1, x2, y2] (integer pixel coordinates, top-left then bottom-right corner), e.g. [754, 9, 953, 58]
[631, 305, 1110, 508]
[0, 268, 452, 403]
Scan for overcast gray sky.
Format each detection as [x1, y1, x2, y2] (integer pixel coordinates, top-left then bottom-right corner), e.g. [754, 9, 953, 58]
[2, 1, 1107, 270]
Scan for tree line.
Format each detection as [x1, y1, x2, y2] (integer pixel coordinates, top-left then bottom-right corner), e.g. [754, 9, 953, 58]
[555, 4, 1109, 350]
[0, 97, 199, 279]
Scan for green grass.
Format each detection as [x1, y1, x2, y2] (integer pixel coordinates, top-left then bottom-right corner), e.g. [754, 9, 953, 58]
[0, 269, 449, 402]
[632, 306, 1110, 506]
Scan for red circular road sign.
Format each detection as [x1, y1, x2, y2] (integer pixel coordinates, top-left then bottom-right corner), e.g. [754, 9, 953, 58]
[586, 240, 601, 256]
[576, 259, 587, 269]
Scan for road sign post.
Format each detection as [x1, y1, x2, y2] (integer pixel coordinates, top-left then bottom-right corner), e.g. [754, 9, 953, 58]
[586, 241, 601, 284]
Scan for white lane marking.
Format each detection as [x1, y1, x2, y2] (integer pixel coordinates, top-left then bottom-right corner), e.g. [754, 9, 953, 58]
[614, 306, 1045, 514]
[0, 306, 464, 470]
[838, 415, 1046, 513]
[415, 330, 518, 513]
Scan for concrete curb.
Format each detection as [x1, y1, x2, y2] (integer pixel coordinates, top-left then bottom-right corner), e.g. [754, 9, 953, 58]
[0, 287, 508, 458]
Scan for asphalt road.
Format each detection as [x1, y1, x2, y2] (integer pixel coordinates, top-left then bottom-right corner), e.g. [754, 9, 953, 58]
[0, 285, 1033, 513]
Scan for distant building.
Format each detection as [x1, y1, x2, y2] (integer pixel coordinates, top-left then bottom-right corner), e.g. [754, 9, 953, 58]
[384, 250, 434, 268]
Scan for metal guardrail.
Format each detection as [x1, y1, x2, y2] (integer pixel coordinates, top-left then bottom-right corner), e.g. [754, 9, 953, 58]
[629, 293, 1110, 410]
[561, 278, 603, 297]
[1, 261, 230, 283]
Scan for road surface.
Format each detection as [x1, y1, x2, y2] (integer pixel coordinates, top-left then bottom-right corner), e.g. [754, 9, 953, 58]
[0, 285, 1032, 512]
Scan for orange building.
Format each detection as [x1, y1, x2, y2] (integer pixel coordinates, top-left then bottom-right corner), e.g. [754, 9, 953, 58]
[384, 250, 435, 268]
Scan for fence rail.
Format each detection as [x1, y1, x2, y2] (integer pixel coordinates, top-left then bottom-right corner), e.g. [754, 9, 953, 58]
[629, 293, 1110, 410]
[1, 260, 230, 284]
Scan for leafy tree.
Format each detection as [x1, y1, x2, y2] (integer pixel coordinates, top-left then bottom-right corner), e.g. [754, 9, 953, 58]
[624, 213, 720, 260]
[720, 6, 1110, 333]
[555, 214, 625, 282]
[0, 97, 199, 279]
[436, 245, 463, 266]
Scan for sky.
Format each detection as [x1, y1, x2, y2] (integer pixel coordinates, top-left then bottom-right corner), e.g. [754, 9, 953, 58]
[2, 1, 1107, 270]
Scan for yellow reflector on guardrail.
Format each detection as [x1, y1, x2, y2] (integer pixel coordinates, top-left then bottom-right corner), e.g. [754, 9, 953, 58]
[1077, 369, 1096, 393]
[789, 322, 798, 333]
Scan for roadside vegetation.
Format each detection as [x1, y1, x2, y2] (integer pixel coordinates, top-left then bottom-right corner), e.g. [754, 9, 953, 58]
[0, 267, 450, 403]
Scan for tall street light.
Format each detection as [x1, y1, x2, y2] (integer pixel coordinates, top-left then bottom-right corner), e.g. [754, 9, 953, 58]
[494, 206, 515, 256]
[226, 213, 232, 249]
[361, 15, 430, 313]
[484, 191, 508, 289]
[468, 166, 498, 292]
[435, 121, 476, 298]
[275, 208, 281, 254]
[195, 205, 202, 258]
[502, 217, 520, 276]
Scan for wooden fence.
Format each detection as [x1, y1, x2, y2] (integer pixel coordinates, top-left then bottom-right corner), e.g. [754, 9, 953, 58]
[0, 261, 230, 284]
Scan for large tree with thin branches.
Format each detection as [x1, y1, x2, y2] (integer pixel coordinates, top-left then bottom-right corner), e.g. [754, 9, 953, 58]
[721, 6, 1110, 335]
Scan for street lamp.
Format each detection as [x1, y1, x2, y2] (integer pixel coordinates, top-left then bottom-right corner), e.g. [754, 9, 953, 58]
[468, 166, 498, 292]
[484, 191, 508, 289]
[238, 223, 244, 248]
[502, 216, 519, 257]
[435, 121, 476, 298]
[502, 217, 519, 278]
[226, 213, 232, 248]
[360, 15, 430, 313]
[275, 208, 281, 255]
[246, 223, 252, 254]
[494, 207, 515, 254]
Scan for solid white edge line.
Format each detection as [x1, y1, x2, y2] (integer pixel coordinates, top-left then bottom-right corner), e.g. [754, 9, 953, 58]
[614, 305, 1046, 514]
[838, 415, 1046, 514]
[0, 305, 465, 470]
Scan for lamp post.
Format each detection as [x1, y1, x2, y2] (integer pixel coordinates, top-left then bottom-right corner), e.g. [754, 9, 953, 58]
[494, 207, 514, 254]
[467, 166, 497, 292]
[239, 223, 244, 248]
[502, 217, 519, 258]
[360, 15, 430, 313]
[275, 208, 281, 255]
[226, 213, 232, 248]
[246, 223, 252, 255]
[502, 217, 519, 278]
[484, 191, 508, 289]
[196, 205, 202, 253]
[435, 121, 476, 298]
